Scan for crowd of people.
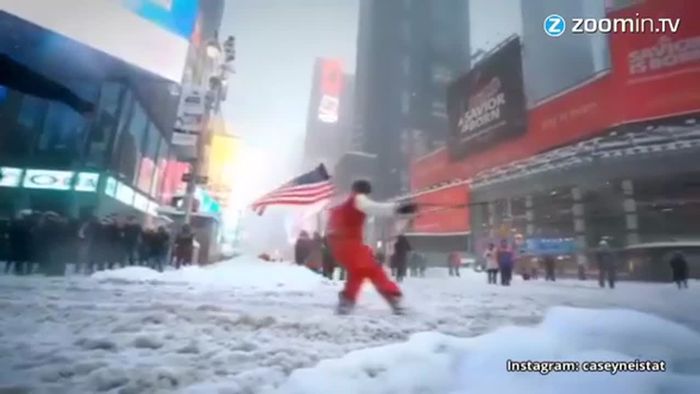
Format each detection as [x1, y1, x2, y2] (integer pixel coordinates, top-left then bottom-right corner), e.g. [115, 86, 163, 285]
[0, 210, 201, 276]
[289, 228, 691, 291]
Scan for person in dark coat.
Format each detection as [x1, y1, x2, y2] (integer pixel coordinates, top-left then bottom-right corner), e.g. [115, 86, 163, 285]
[174, 224, 195, 269]
[669, 251, 689, 289]
[123, 216, 142, 266]
[150, 226, 170, 272]
[7, 211, 32, 275]
[321, 236, 336, 280]
[392, 235, 411, 282]
[595, 240, 616, 289]
[497, 239, 515, 286]
[294, 231, 312, 266]
[543, 254, 556, 281]
[106, 216, 126, 269]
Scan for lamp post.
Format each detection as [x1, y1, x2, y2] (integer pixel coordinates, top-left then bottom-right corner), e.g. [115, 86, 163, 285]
[181, 36, 234, 225]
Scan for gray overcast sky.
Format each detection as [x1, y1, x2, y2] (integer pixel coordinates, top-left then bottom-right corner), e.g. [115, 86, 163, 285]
[220, 0, 358, 187]
[217, 0, 520, 194]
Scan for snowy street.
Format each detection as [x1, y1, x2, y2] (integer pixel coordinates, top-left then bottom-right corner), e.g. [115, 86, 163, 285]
[0, 258, 698, 393]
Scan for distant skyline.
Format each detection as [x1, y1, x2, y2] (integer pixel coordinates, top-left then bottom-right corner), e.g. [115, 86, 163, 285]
[219, 0, 358, 193]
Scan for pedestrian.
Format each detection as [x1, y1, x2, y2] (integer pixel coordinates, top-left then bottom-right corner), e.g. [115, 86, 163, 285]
[448, 251, 461, 277]
[7, 211, 32, 275]
[321, 235, 336, 279]
[497, 239, 515, 286]
[150, 226, 170, 272]
[544, 254, 556, 281]
[123, 216, 141, 266]
[327, 179, 417, 315]
[483, 243, 498, 284]
[294, 231, 312, 266]
[595, 239, 616, 289]
[417, 252, 427, 277]
[393, 235, 410, 282]
[669, 251, 689, 289]
[306, 232, 323, 273]
[174, 224, 195, 269]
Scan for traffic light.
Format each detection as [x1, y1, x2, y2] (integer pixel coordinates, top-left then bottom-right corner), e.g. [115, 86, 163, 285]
[224, 36, 235, 62]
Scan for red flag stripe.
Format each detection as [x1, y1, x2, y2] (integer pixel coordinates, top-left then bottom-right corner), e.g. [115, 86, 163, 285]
[256, 181, 333, 200]
[251, 182, 335, 209]
[252, 189, 335, 208]
[257, 184, 335, 201]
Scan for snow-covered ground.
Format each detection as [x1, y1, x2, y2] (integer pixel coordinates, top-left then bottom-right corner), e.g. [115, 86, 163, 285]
[0, 257, 698, 393]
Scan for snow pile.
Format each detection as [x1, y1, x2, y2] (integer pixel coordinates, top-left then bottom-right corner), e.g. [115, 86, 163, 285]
[91, 255, 330, 291]
[274, 307, 700, 394]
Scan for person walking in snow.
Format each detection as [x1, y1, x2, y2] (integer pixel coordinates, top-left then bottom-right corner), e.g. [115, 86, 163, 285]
[305, 232, 323, 273]
[543, 254, 556, 281]
[483, 243, 499, 284]
[497, 239, 515, 286]
[327, 179, 417, 315]
[174, 224, 195, 269]
[595, 239, 616, 289]
[392, 235, 411, 283]
[321, 236, 336, 279]
[669, 251, 689, 289]
[448, 251, 461, 277]
[294, 231, 312, 266]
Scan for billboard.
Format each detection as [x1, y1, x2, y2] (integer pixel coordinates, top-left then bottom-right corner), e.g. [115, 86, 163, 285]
[317, 59, 344, 124]
[411, 184, 470, 234]
[521, 0, 609, 106]
[207, 132, 240, 206]
[0, 0, 198, 82]
[447, 37, 527, 160]
[414, 0, 700, 192]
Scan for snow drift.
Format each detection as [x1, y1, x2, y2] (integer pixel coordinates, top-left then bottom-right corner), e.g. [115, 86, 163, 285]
[274, 307, 700, 394]
[91, 256, 330, 292]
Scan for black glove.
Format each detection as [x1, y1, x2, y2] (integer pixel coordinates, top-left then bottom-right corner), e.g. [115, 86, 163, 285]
[396, 202, 418, 215]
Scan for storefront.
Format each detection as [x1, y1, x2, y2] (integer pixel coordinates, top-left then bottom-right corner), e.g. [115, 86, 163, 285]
[0, 2, 199, 221]
[408, 0, 700, 262]
[0, 167, 161, 221]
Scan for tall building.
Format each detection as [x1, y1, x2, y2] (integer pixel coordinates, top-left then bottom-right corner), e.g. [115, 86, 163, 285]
[302, 58, 354, 172]
[408, 0, 700, 267]
[352, 0, 470, 199]
[0, 0, 222, 223]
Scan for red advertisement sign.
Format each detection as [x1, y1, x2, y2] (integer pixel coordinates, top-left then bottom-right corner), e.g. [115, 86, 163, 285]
[410, 0, 700, 233]
[160, 160, 188, 205]
[609, 0, 700, 122]
[317, 59, 344, 124]
[412, 185, 471, 233]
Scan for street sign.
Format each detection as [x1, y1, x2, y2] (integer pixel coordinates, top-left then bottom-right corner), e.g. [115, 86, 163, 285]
[172, 130, 198, 146]
[175, 84, 206, 132]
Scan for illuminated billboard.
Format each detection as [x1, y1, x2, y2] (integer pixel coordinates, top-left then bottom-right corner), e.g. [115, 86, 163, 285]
[317, 59, 344, 124]
[207, 132, 239, 205]
[0, 0, 198, 82]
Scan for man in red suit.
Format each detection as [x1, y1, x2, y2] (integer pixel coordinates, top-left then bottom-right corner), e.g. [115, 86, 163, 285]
[327, 180, 417, 315]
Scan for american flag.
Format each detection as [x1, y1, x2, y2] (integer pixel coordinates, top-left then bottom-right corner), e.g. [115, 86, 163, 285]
[251, 164, 335, 215]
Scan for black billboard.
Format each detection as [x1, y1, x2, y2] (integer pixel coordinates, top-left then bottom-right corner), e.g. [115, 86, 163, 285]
[447, 36, 527, 161]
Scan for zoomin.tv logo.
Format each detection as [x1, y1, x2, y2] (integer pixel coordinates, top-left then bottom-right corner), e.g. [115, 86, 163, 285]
[544, 14, 566, 37]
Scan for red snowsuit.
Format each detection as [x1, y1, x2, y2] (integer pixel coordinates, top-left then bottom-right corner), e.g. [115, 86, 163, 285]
[327, 193, 401, 303]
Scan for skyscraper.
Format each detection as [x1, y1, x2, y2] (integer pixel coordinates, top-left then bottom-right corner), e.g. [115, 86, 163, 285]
[352, 0, 470, 199]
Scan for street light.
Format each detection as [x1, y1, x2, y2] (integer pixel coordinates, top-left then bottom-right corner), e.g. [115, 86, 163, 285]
[206, 40, 222, 59]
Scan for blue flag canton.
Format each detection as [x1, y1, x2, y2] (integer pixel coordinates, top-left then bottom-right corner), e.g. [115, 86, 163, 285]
[290, 165, 330, 186]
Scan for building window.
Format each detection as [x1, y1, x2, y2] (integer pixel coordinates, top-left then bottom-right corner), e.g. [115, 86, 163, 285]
[35, 101, 88, 168]
[401, 19, 411, 43]
[431, 100, 447, 118]
[136, 122, 160, 193]
[431, 64, 453, 85]
[401, 91, 411, 115]
[85, 82, 124, 168]
[401, 56, 411, 78]
[113, 99, 147, 184]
